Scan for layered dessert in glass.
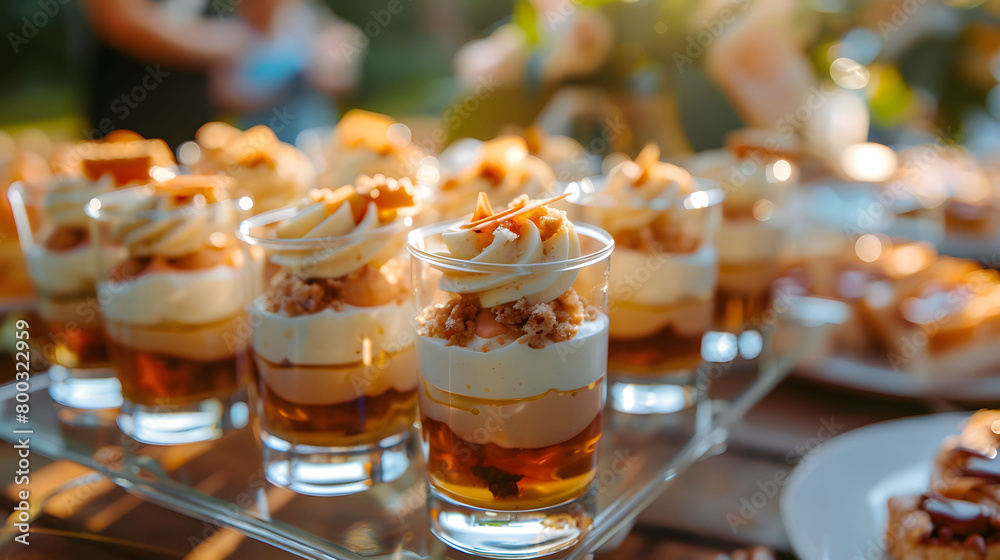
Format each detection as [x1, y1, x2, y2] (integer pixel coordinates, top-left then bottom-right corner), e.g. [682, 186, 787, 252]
[7, 134, 175, 408]
[188, 122, 316, 214]
[685, 129, 799, 333]
[409, 192, 613, 557]
[86, 175, 249, 444]
[0, 140, 49, 302]
[320, 110, 428, 189]
[887, 410, 1000, 559]
[238, 176, 421, 494]
[434, 135, 557, 219]
[569, 144, 723, 413]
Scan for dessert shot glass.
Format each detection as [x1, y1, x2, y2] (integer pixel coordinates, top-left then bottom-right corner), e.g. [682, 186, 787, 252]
[686, 129, 799, 338]
[565, 149, 724, 414]
[238, 177, 421, 495]
[409, 193, 613, 558]
[8, 179, 123, 409]
[86, 176, 250, 444]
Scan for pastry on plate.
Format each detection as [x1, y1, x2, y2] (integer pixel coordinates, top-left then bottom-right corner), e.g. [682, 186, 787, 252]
[887, 411, 1000, 559]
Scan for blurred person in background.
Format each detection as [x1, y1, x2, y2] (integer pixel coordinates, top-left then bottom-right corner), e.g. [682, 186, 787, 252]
[80, 0, 362, 147]
[212, 0, 364, 143]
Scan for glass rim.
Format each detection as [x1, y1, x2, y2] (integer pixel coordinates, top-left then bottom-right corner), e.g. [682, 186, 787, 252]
[84, 184, 235, 222]
[236, 204, 410, 250]
[562, 175, 725, 211]
[407, 219, 615, 273]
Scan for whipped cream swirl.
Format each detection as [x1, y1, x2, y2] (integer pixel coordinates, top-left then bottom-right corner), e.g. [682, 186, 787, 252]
[194, 122, 315, 214]
[435, 194, 581, 306]
[43, 175, 114, 228]
[596, 143, 698, 234]
[268, 178, 419, 278]
[437, 135, 556, 219]
[105, 177, 236, 258]
[684, 128, 799, 211]
[321, 110, 425, 188]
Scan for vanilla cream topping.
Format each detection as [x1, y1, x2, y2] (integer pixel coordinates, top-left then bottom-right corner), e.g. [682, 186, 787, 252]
[42, 175, 113, 228]
[268, 200, 392, 278]
[104, 314, 245, 361]
[193, 123, 315, 214]
[249, 299, 413, 366]
[573, 145, 719, 257]
[434, 198, 582, 306]
[416, 313, 608, 399]
[436, 136, 556, 219]
[106, 197, 236, 259]
[716, 220, 786, 264]
[26, 243, 125, 298]
[685, 149, 796, 212]
[263, 179, 419, 278]
[99, 265, 245, 326]
[322, 110, 424, 187]
[608, 245, 716, 307]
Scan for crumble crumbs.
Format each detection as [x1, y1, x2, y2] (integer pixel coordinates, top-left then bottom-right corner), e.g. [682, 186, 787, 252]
[263, 262, 407, 316]
[417, 288, 599, 349]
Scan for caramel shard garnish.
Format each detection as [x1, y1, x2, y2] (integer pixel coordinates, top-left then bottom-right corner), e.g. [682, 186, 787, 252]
[472, 192, 494, 222]
[442, 136, 530, 191]
[483, 136, 529, 168]
[154, 174, 229, 205]
[104, 130, 145, 143]
[461, 192, 570, 232]
[234, 125, 279, 168]
[356, 174, 417, 212]
[632, 142, 660, 186]
[524, 125, 544, 155]
[336, 109, 397, 154]
[79, 137, 175, 186]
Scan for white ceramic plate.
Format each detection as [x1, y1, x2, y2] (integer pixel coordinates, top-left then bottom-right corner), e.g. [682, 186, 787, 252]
[782, 412, 971, 560]
[797, 357, 1000, 401]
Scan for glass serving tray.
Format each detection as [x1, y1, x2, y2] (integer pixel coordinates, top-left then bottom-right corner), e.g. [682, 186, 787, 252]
[0, 296, 846, 559]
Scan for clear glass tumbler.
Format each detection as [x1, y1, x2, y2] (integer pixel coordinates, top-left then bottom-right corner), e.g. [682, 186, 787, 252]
[237, 180, 421, 495]
[86, 177, 249, 444]
[567, 175, 724, 414]
[686, 130, 798, 335]
[8, 179, 123, 409]
[408, 195, 613, 558]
